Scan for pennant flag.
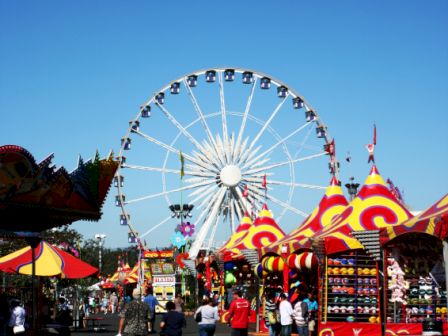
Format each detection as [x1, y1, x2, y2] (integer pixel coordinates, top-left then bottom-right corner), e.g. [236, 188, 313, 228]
[262, 174, 267, 189]
[242, 184, 249, 198]
[179, 151, 185, 178]
[366, 143, 375, 163]
[325, 139, 335, 156]
[373, 124, 377, 145]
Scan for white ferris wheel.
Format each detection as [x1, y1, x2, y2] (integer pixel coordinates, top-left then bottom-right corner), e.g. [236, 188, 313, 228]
[115, 68, 337, 259]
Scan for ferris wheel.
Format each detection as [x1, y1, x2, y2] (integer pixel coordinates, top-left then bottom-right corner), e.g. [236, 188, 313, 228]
[115, 68, 337, 259]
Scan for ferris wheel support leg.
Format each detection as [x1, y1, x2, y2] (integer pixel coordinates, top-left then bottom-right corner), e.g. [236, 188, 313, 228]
[188, 188, 226, 259]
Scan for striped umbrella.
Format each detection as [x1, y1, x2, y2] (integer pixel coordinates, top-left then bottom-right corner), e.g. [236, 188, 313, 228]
[0, 241, 98, 278]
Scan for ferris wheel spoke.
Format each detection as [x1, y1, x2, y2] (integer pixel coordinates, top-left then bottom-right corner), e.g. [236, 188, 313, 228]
[189, 183, 215, 198]
[268, 180, 326, 190]
[234, 78, 258, 163]
[242, 122, 311, 170]
[122, 164, 180, 174]
[232, 186, 251, 214]
[183, 79, 223, 165]
[293, 124, 315, 158]
[190, 185, 217, 206]
[125, 180, 215, 204]
[189, 187, 227, 259]
[134, 129, 212, 171]
[247, 94, 289, 152]
[242, 157, 270, 172]
[244, 152, 327, 176]
[218, 72, 229, 148]
[155, 103, 209, 156]
[123, 163, 212, 178]
[239, 145, 262, 167]
[267, 194, 308, 218]
[140, 216, 172, 238]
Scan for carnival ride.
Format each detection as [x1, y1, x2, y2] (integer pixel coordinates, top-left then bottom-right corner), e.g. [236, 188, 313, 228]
[115, 67, 337, 259]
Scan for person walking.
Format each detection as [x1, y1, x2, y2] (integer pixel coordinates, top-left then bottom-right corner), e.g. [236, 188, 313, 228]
[194, 297, 219, 336]
[159, 301, 186, 336]
[278, 293, 294, 336]
[264, 291, 279, 336]
[8, 299, 25, 335]
[303, 293, 317, 336]
[117, 288, 150, 336]
[110, 292, 119, 314]
[144, 287, 164, 334]
[228, 290, 250, 336]
[173, 293, 184, 313]
[293, 294, 309, 336]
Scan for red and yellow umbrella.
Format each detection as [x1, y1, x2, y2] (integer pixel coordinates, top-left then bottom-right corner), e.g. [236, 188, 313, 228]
[0, 241, 98, 278]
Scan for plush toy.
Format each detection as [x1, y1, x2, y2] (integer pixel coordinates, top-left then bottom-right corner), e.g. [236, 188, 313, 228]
[387, 257, 409, 304]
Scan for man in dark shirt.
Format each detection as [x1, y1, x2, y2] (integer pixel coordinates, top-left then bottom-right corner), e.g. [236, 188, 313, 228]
[160, 301, 186, 336]
[228, 290, 250, 336]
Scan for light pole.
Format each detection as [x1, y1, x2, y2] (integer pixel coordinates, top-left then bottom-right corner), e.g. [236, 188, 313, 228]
[95, 234, 106, 275]
[345, 176, 360, 201]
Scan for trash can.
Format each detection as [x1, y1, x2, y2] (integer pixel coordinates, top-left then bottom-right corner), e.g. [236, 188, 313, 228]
[422, 318, 443, 335]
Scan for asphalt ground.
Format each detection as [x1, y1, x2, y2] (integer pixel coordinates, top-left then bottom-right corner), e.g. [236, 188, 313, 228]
[70, 312, 257, 336]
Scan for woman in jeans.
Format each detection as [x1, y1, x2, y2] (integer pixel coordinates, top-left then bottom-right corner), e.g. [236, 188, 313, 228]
[194, 297, 220, 336]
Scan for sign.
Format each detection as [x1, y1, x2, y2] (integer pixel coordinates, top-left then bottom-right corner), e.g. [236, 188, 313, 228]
[153, 276, 176, 285]
[143, 250, 174, 258]
[150, 263, 175, 275]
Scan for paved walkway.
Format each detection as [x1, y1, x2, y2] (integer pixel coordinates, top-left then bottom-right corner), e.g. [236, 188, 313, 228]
[70, 313, 264, 336]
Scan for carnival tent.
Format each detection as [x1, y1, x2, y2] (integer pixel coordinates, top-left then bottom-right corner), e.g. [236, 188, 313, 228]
[381, 193, 448, 243]
[232, 204, 285, 251]
[123, 261, 152, 284]
[219, 212, 253, 252]
[263, 176, 348, 255]
[315, 165, 413, 255]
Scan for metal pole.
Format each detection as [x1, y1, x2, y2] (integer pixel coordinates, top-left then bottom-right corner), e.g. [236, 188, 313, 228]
[255, 276, 260, 332]
[443, 241, 448, 322]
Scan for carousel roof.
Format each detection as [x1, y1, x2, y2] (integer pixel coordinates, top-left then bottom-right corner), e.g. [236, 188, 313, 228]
[232, 204, 285, 251]
[381, 193, 448, 244]
[315, 165, 413, 255]
[218, 212, 253, 253]
[0, 145, 118, 232]
[263, 176, 348, 255]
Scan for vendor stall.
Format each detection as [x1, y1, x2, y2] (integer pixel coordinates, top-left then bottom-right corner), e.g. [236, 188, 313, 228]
[315, 165, 413, 336]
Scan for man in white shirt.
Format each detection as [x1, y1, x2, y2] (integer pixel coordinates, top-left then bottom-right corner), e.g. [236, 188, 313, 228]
[278, 293, 294, 336]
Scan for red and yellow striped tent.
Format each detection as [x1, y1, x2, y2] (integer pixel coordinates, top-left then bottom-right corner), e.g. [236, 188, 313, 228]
[315, 165, 413, 255]
[218, 212, 253, 256]
[232, 204, 285, 251]
[263, 176, 348, 255]
[381, 193, 448, 244]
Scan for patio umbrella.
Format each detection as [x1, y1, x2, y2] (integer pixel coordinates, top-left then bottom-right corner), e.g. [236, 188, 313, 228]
[0, 240, 98, 278]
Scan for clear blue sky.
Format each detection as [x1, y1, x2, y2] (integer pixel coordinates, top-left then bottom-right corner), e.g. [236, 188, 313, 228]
[1, 1, 447, 248]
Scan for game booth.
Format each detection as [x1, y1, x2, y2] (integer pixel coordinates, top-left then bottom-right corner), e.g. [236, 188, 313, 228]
[218, 205, 286, 325]
[315, 166, 448, 336]
[259, 176, 349, 332]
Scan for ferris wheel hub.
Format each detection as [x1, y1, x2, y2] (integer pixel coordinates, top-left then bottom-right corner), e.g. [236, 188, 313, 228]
[220, 165, 242, 187]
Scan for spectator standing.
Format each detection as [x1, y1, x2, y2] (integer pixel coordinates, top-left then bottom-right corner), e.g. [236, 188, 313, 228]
[228, 290, 250, 336]
[293, 295, 309, 336]
[117, 288, 150, 336]
[264, 291, 279, 336]
[159, 301, 186, 336]
[144, 287, 164, 333]
[8, 299, 25, 335]
[303, 293, 318, 336]
[110, 292, 119, 314]
[194, 297, 219, 336]
[173, 293, 184, 313]
[278, 293, 294, 336]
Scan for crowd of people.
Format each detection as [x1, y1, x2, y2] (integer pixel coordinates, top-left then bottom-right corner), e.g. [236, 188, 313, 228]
[264, 290, 318, 336]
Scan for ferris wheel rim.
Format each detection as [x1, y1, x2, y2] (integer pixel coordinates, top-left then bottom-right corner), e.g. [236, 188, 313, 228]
[115, 67, 336, 252]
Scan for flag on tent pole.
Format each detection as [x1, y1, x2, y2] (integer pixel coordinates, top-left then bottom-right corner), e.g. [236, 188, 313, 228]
[242, 184, 249, 198]
[262, 174, 267, 189]
[366, 125, 376, 163]
[179, 151, 185, 178]
[373, 124, 377, 145]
